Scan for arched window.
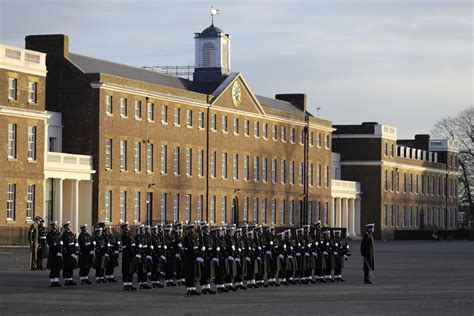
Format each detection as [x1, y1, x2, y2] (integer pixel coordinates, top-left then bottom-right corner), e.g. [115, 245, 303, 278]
[202, 42, 216, 67]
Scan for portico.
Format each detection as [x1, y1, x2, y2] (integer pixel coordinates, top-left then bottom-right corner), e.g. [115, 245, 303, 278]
[330, 179, 362, 238]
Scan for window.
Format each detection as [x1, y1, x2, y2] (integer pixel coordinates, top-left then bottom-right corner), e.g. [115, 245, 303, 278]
[384, 142, 388, 156]
[389, 205, 394, 226]
[146, 143, 153, 172]
[390, 144, 394, 157]
[243, 197, 249, 222]
[262, 198, 267, 224]
[281, 126, 286, 143]
[317, 164, 322, 187]
[49, 137, 57, 152]
[317, 202, 321, 221]
[198, 149, 204, 177]
[324, 202, 329, 225]
[134, 192, 141, 223]
[222, 116, 228, 132]
[309, 163, 314, 186]
[317, 133, 322, 147]
[173, 193, 180, 222]
[120, 141, 127, 171]
[120, 98, 127, 117]
[105, 95, 113, 115]
[415, 174, 419, 193]
[210, 196, 216, 224]
[221, 152, 227, 179]
[396, 171, 399, 192]
[8, 78, 17, 100]
[298, 162, 303, 186]
[395, 205, 399, 227]
[134, 142, 141, 172]
[186, 148, 193, 176]
[174, 107, 181, 125]
[233, 154, 239, 179]
[272, 159, 277, 184]
[161, 105, 168, 123]
[105, 138, 112, 170]
[272, 125, 278, 140]
[415, 207, 419, 227]
[244, 155, 250, 181]
[105, 190, 112, 222]
[160, 193, 167, 221]
[325, 135, 330, 149]
[186, 110, 193, 127]
[210, 114, 217, 131]
[403, 173, 407, 193]
[271, 199, 276, 225]
[262, 157, 268, 182]
[254, 122, 260, 138]
[253, 197, 259, 223]
[134, 100, 142, 120]
[408, 206, 412, 227]
[325, 165, 329, 187]
[7, 183, 16, 221]
[161, 145, 168, 174]
[244, 120, 250, 136]
[390, 170, 394, 192]
[309, 131, 314, 146]
[409, 174, 413, 193]
[27, 126, 37, 161]
[289, 161, 295, 185]
[280, 199, 286, 225]
[7, 123, 17, 159]
[289, 200, 294, 225]
[233, 118, 239, 134]
[281, 160, 286, 184]
[120, 191, 127, 223]
[185, 194, 192, 223]
[254, 156, 259, 181]
[421, 175, 425, 194]
[299, 129, 304, 145]
[221, 196, 227, 223]
[290, 128, 295, 143]
[210, 151, 216, 178]
[173, 147, 180, 176]
[198, 112, 204, 129]
[28, 82, 38, 103]
[263, 123, 268, 139]
[384, 170, 388, 191]
[197, 195, 204, 222]
[26, 185, 35, 220]
[384, 205, 388, 226]
[147, 103, 154, 122]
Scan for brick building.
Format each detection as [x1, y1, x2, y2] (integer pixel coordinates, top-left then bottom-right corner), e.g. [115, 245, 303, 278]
[332, 122, 459, 239]
[24, 24, 333, 230]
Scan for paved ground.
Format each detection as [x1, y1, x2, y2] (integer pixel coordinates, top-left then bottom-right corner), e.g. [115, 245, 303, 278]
[0, 240, 473, 315]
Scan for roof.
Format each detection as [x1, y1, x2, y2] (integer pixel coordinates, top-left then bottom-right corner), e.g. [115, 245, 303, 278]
[256, 95, 305, 115]
[66, 53, 195, 92]
[199, 24, 225, 38]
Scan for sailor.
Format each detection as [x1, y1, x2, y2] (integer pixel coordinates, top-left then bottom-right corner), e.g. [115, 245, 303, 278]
[46, 221, 63, 287]
[264, 227, 278, 286]
[104, 225, 119, 283]
[224, 226, 238, 291]
[150, 226, 164, 288]
[61, 221, 78, 286]
[303, 224, 316, 284]
[361, 223, 375, 284]
[183, 224, 201, 296]
[313, 221, 325, 283]
[333, 230, 350, 282]
[120, 222, 137, 291]
[77, 224, 94, 284]
[37, 218, 47, 270]
[232, 227, 246, 290]
[211, 227, 228, 293]
[322, 229, 334, 282]
[198, 222, 217, 294]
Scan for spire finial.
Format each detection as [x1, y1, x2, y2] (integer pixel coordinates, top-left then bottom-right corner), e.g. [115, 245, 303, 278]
[209, 6, 220, 26]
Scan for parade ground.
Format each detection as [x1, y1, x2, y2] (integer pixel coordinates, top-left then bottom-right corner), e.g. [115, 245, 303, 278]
[0, 240, 473, 315]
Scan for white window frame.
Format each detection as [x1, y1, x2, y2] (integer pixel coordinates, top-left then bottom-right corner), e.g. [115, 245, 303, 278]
[120, 98, 128, 117]
[8, 123, 17, 159]
[27, 126, 37, 161]
[221, 152, 228, 179]
[7, 183, 16, 221]
[281, 160, 286, 184]
[173, 147, 180, 176]
[210, 195, 216, 224]
[160, 193, 167, 221]
[185, 194, 192, 223]
[253, 197, 259, 223]
[221, 196, 227, 224]
[198, 112, 204, 129]
[198, 149, 204, 177]
[105, 95, 113, 115]
[26, 185, 35, 220]
[222, 115, 228, 133]
[254, 121, 260, 138]
[210, 151, 216, 178]
[174, 107, 181, 126]
[254, 156, 259, 182]
[161, 105, 168, 123]
[198, 195, 203, 222]
[173, 193, 180, 222]
[120, 140, 127, 171]
[105, 190, 112, 222]
[244, 120, 250, 136]
[186, 109, 193, 128]
[134, 142, 141, 172]
[146, 143, 153, 173]
[147, 102, 154, 122]
[161, 145, 167, 174]
[28, 81, 37, 104]
[210, 114, 217, 131]
[233, 118, 239, 135]
[120, 191, 127, 223]
[8, 78, 17, 100]
[186, 148, 192, 176]
[233, 154, 239, 180]
[134, 191, 141, 223]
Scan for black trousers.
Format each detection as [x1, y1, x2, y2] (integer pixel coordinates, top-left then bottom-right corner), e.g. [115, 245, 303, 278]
[79, 266, 90, 277]
[63, 267, 73, 279]
[214, 259, 225, 285]
[49, 268, 60, 280]
[123, 273, 133, 283]
[105, 264, 114, 277]
[200, 260, 211, 286]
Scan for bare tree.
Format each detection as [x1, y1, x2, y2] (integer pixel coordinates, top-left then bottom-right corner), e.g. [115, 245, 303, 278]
[431, 107, 474, 222]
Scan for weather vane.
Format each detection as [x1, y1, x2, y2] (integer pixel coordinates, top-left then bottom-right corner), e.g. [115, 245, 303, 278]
[209, 6, 220, 26]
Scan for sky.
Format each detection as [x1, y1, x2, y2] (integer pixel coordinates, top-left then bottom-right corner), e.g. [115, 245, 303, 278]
[0, 0, 472, 138]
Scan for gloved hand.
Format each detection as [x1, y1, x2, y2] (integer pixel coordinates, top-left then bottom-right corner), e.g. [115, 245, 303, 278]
[56, 253, 62, 257]
[196, 257, 204, 263]
[135, 254, 141, 259]
[323, 251, 328, 256]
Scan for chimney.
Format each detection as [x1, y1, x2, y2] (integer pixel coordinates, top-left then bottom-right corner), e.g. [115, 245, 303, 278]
[25, 34, 69, 58]
[275, 94, 307, 112]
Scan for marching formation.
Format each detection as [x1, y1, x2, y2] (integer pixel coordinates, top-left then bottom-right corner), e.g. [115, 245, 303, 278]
[44, 220, 351, 295]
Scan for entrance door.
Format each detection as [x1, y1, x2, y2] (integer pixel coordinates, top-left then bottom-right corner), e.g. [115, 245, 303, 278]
[232, 198, 239, 225]
[146, 192, 153, 225]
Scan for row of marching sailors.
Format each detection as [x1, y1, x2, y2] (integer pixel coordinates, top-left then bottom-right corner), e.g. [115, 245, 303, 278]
[46, 221, 119, 287]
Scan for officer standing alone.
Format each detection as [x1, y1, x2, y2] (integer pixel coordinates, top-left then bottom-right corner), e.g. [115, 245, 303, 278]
[360, 223, 375, 284]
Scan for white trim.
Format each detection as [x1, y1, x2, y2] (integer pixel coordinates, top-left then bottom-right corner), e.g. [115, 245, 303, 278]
[340, 160, 457, 175]
[332, 134, 397, 141]
[0, 105, 51, 120]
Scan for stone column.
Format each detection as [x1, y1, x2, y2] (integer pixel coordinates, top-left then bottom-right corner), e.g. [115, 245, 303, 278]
[72, 180, 80, 234]
[343, 198, 349, 232]
[57, 179, 63, 232]
[336, 198, 342, 227]
[43, 178, 47, 222]
[355, 198, 361, 235]
[350, 198, 356, 237]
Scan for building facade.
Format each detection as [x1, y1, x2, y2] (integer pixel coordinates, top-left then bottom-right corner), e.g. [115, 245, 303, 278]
[332, 123, 459, 240]
[25, 25, 333, 231]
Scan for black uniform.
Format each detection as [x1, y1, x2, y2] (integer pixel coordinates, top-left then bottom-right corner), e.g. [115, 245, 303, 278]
[104, 230, 119, 282]
[360, 231, 374, 284]
[93, 231, 107, 283]
[46, 228, 63, 286]
[183, 230, 200, 295]
[61, 230, 78, 285]
[199, 231, 216, 293]
[78, 230, 94, 284]
[37, 225, 47, 270]
[121, 229, 136, 290]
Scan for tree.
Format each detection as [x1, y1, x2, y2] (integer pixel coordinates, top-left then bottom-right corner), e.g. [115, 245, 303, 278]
[431, 107, 474, 222]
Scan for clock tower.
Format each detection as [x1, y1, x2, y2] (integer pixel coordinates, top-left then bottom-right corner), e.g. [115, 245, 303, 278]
[193, 9, 231, 88]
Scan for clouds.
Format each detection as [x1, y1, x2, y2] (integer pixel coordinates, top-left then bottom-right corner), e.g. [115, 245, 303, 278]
[0, 0, 471, 138]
